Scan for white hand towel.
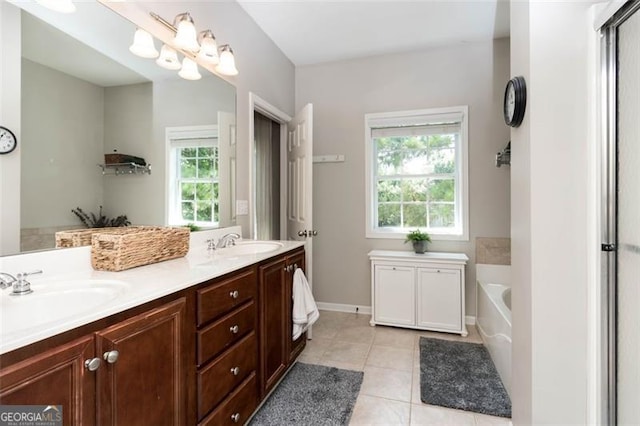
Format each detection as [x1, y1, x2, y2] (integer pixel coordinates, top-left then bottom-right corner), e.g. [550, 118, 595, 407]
[292, 268, 319, 340]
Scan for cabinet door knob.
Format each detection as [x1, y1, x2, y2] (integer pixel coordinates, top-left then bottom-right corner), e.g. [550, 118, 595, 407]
[229, 325, 239, 334]
[84, 357, 101, 371]
[231, 413, 240, 423]
[103, 350, 119, 364]
[229, 290, 239, 299]
[230, 366, 240, 376]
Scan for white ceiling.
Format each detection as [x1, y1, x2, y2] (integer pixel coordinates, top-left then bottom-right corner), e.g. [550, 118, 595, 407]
[237, 0, 511, 66]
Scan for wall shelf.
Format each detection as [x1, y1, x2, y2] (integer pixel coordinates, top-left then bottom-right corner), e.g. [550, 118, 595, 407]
[98, 163, 151, 175]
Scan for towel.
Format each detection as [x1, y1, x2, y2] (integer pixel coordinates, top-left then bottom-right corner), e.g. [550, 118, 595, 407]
[292, 268, 319, 340]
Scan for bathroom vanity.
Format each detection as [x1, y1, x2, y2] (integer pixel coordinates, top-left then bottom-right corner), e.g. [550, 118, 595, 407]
[368, 250, 469, 336]
[0, 240, 306, 425]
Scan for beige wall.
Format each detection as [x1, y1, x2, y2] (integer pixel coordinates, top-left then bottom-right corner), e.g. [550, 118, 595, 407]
[295, 39, 511, 316]
[21, 59, 104, 228]
[511, 1, 593, 423]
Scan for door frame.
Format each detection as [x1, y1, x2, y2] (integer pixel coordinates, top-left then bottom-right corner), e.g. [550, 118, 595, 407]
[248, 92, 291, 240]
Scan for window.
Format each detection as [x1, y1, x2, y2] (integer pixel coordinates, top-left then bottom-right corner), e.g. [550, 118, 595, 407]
[167, 126, 219, 227]
[365, 107, 469, 240]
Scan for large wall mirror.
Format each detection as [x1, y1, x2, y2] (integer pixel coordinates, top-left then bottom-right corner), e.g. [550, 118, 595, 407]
[6, 1, 236, 255]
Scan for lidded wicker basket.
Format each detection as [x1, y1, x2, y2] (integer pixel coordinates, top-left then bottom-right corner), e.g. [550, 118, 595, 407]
[91, 226, 189, 272]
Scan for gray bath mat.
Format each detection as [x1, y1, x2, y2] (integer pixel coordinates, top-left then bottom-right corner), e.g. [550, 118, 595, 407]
[250, 362, 363, 425]
[419, 337, 511, 418]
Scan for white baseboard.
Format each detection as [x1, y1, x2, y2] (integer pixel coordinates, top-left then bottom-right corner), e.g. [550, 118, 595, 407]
[316, 302, 372, 315]
[316, 303, 474, 324]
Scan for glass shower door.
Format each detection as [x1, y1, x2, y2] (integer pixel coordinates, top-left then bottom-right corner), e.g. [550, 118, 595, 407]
[616, 6, 640, 424]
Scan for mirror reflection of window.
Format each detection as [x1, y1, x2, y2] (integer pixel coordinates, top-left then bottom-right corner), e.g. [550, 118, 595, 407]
[167, 127, 219, 228]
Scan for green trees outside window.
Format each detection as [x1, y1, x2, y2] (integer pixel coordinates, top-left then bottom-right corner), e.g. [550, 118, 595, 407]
[375, 133, 457, 230]
[178, 146, 219, 225]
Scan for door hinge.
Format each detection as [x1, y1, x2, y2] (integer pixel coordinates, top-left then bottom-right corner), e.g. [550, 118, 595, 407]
[601, 243, 617, 252]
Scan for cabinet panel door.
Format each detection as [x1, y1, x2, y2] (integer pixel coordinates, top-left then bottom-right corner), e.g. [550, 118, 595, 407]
[286, 250, 307, 362]
[416, 268, 461, 331]
[0, 336, 95, 425]
[374, 265, 415, 326]
[259, 257, 288, 397]
[96, 298, 186, 426]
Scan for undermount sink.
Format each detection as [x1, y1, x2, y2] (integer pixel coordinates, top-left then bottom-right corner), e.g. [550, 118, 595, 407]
[219, 241, 284, 256]
[1, 279, 129, 336]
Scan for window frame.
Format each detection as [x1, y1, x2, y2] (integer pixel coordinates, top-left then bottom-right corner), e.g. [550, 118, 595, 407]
[166, 125, 219, 227]
[364, 106, 469, 241]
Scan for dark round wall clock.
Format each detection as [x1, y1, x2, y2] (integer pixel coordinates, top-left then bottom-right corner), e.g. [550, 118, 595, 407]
[503, 76, 527, 127]
[0, 126, 17, 154]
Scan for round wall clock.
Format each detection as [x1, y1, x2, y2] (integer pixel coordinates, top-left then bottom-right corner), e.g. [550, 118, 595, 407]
[503, 76, 527, 127]
[0, 126, 17, 154]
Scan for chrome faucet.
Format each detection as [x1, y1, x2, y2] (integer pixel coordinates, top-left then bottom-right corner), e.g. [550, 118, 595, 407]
[217, 233, 241, 249]
[0, 270, 42, 296]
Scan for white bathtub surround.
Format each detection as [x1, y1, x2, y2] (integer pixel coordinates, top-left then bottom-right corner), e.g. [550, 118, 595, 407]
[476, 264, 512, 396]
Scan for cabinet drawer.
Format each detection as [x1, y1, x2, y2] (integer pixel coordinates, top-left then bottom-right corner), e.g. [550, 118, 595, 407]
[198, 372, 258, 426]
[197, 269, 256, 326]
[197, 301, 256, 366]
[197, 332, 257, 419]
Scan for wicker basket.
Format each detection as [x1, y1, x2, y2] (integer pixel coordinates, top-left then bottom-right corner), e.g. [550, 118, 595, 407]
[55, 227, 122, 248]
[91, 226, 190, 272]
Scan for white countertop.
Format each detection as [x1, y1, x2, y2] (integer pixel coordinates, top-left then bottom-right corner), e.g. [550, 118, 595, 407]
[0, 237, 305, 355]
[368, 250, 469, 263]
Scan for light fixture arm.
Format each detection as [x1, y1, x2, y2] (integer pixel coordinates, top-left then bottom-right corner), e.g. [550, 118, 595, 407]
[150, 11, 178, 33]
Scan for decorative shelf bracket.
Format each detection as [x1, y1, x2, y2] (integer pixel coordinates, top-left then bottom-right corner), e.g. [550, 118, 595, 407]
[98, 163, 151, 176]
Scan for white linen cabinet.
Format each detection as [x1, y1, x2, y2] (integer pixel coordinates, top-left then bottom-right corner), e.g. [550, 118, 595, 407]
[368, 250, 469, 336]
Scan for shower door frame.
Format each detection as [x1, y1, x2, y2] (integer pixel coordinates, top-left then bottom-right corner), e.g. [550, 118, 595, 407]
[599, 1, 640, 424]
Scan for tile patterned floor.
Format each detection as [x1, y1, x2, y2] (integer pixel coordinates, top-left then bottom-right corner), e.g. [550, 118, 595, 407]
[298, 310, 513, 426]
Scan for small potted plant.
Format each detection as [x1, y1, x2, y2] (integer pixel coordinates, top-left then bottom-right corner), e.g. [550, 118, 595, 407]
[405, 229, 431, 254]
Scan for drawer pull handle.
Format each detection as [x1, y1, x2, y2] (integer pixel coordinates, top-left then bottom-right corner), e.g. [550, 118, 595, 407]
[230, 290, 239, 299]
[230, 325, 239, 334]
[103, 350, 119, 364]
[84, 357, 101, 371]
[231, 413, 240, 423]
[230, 366, 240, 376]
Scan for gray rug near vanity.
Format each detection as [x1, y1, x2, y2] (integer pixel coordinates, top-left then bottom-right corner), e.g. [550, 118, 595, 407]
[249, 362, 363, 425]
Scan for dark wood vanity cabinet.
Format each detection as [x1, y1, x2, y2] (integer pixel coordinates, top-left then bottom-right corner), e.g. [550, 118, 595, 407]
[195, 268, 259, 425]
[0, 335, 96, 425]
[0, 297, 188, 426]
[0, 247, 306, 425]
[95, 298, 187, 425]
[259, 248, 306, 398]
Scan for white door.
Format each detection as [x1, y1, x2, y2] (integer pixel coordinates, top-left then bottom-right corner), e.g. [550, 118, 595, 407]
[416, 268, 461, 331]
[286, 103, 314, 306]
[373, 265, 415, 326]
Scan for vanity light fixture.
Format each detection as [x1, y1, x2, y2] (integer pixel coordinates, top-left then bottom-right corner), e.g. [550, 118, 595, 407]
[156, 44, 181, 70]
[137, 11, 239, 78]
[129, 28, 159, 59]
[197, 30, 219, 65]
[215, 45, 238, 76]
[173, 12, 200, 52]
[35, 0, 76, 13]
[178, 57, 202, 81]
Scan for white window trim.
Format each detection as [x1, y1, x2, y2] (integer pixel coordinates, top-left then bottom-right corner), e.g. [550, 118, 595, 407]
[165, 125, 219, 227]
[364, 106, 469, 241]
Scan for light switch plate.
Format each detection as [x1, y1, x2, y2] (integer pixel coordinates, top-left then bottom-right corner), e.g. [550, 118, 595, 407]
[236, 199, 249, 215]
